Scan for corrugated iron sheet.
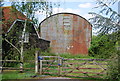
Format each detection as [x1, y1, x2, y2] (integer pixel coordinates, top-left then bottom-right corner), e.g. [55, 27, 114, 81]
[39, 13, 92, 55]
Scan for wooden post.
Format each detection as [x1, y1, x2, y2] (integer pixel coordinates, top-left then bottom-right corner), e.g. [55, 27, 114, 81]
[39, 59, 42, 75]
[58, 57, 62, 76]
[35, 50, 38, 74]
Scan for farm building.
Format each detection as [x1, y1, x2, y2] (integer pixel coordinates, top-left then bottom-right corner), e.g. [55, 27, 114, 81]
[39, 13, 92, 55]
[1, 6, 28, 33]
[1, 6, 50, 59]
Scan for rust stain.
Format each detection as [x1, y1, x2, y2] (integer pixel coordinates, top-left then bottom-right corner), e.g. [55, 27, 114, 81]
[1, 6, 29, 33]
[39, 13, 92, 55]
[69, 41, 88, 55]
[64, 14, 69, 16]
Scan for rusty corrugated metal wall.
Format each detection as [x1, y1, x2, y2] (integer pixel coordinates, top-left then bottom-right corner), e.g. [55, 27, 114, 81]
[39, 13, 92, 55]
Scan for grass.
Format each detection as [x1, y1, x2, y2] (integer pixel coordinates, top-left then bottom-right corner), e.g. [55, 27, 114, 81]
[59, 53, 95, 59]
[42, 74, 105, 80]
[1, 71, 105, 80]
[2, 62, 35, 80]
[2, 71, 36, 79]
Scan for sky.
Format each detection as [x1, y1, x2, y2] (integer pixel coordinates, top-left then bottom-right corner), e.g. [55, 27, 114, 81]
[3, 0, 118, 21]
[3, 1, 97, 21]
[35, 1, 118, 24]
[2, 0, 119, 35]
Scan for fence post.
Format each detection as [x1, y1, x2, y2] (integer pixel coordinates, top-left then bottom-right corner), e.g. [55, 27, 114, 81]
[35, 50, 38, 74]
[58, 57, 62, 76]
[40, 59, 42, 75]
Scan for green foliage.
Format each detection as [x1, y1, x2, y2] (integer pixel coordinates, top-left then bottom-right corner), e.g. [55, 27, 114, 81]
[88, 1, 119, 80]
[106, 51, 120, 81]
[2, 71, 36, 79]
[59, 53, 94, 59]
[11, 1, 53, 26]
[89, 34, 117, 58]
[89, 34, 119, 80]
[23, 48, 36, 61]
[39, 48, 95, 59]
[41, 52, 56, 56]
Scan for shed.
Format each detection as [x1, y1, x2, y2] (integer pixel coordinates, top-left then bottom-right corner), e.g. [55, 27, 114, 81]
[39, 13, 92, 55]
[2, 7, 50, 59]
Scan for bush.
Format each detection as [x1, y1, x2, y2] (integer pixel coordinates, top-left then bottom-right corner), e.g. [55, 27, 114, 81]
[89, 35, 116, 58]
[106, 51, 120, 81]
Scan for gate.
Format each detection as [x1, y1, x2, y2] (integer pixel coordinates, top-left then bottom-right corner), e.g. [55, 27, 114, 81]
[35, 55, 109, 78]
[35, 56, 62, 75]
[61, 58, 108, 78]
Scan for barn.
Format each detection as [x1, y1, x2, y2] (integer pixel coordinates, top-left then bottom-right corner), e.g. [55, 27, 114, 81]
[39, 13, 92, 55]
[1, 6, 28, 33]
[1, 6, 50, 59]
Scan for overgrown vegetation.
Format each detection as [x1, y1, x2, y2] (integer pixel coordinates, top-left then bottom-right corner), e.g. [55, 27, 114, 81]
[89, 0, 120, 80]
[89, 33, 118, 58]
[106, 51, 120, 81]
[89, 35, 119, 80]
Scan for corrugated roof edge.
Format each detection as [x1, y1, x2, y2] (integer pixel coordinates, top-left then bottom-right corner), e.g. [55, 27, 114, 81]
[39, 12, 92, 27]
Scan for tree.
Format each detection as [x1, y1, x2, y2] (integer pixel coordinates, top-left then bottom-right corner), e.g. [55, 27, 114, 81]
[2, 1, 55, 72]
[12, 1, 53, 72]
[88, 0, 120, 80]
[89, 33, 117, 58]
[89, 0, 120, 36]
[11, 1, 53, 26]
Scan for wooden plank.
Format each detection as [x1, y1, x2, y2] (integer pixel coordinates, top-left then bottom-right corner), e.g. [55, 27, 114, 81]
[2, 67, 35, 70]
[63, 62, 108, 65]
[42, 64, 58, 66]
[42, 68, 59, 70]
[93, 61, 107, 70]
[41, 56, 60, 58]
[62, 67, 102, 69]
[64, 59, 110, 61]
[42, 60, 56, 72]
[58, 58, 62, 75]
[87, 63, 108, 65]
[40, 60, 42, 75]
[42, 60, 55, 62]
[61, 75, 102, 78]
[2, 67, 20, 70]
[0, 60, 35, 63]
[35, 50, 38, 74]
[63, 62, 87, 66]
[0, 60, 20, 62]
[62, 71, 106, 74]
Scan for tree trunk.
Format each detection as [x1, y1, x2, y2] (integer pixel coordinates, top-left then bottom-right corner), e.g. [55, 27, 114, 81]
[20, 19, 27, 73]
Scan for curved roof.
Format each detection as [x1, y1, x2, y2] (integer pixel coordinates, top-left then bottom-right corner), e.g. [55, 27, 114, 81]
[39, 12, 92, 27]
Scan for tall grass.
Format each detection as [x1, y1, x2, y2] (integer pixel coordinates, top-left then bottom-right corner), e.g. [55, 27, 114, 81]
[59, 53, 96, 59]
